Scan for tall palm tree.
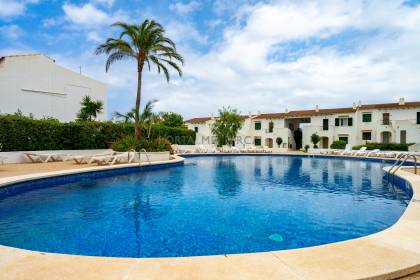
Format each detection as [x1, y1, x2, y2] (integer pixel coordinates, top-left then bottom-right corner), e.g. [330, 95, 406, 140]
[95, 19, 184, 140]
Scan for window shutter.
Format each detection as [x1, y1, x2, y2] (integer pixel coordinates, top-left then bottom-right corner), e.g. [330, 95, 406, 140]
[335, 118, 339, 126]
[348, 118, 353, 126]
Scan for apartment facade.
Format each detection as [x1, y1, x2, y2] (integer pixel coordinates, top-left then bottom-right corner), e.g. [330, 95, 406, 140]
[185, 99, 420, 150]
[0, 54, 107, 122]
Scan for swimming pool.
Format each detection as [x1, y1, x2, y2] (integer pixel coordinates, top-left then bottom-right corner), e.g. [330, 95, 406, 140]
[0, 155, 411, 258]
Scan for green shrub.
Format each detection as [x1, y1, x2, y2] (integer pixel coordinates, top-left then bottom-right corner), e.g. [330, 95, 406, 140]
[330, 140, 347, 149]
[304, 144, 310, 152]
[276, 137, 283, 147]
[352, 142, 412, 151]
[111, 135, 174, 153]
[0, 114, 195, 151]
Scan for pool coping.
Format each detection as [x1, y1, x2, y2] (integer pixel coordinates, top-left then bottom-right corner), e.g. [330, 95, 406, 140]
[0, 154, 419, 280]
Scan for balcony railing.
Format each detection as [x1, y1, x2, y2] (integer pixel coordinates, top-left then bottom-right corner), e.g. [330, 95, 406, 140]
[380, 119, 391, 125]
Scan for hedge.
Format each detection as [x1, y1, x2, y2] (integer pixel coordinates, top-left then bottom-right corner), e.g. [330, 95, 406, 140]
[352, 142, 412, 151]
[0, 115, 195, 151]
[330, 140, 347, 149]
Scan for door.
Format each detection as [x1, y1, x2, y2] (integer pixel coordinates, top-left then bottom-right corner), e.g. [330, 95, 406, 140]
[382, 131, 391, 143]
[400, 130, 406, 144]
[321, 137, 329, 149]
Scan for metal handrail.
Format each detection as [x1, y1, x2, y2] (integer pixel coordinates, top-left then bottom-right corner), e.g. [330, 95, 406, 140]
[138, 148, 151, 166]
[387, 153, 418, 183]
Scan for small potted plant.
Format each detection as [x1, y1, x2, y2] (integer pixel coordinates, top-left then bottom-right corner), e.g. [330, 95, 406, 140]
[311, 133, 320, 149]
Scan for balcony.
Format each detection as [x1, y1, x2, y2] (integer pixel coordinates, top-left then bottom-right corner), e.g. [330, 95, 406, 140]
[380, 119, 392, 126]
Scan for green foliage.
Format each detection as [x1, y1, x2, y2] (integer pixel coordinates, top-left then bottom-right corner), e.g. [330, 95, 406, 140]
[211, 107, 243, 147]
[352, 142, 412, 151]
[276, 137, 283, 147]
[111, 135, 173, 153]
[304, 144, 310, 152]
[310, 133, 321, 148]
[113, 108, 136, 123]
[77, 96, 104, 121]
[0, 115, 195, 151]
[161, 112, 184, 127]
[330, 140, 347, 149]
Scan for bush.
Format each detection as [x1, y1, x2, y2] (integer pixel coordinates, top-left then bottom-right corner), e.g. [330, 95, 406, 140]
[310, 133, 320, 148]
[303, 144, 310, 152]
[330, 140, 347, 149]
[0, 114, 195, 151]
[352, 142, 412, 151]
[112, 135, 174, 153]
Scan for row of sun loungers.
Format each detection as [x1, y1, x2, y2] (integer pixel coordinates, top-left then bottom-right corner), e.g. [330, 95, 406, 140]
[172, 145, 273, 154]
[23, 151, 137, 166]
[319, 146, 411, 159]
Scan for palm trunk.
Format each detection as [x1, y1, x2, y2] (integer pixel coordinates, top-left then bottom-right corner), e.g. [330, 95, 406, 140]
[135, 63, 143, 140]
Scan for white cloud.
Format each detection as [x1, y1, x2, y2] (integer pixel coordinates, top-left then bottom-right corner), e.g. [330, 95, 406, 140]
[92, 0, 115, 7]
[0, 0, 33, 18]
[63, 3, 110, 26]
[169, 1, 200, 15]
[0, 24, 24, 39]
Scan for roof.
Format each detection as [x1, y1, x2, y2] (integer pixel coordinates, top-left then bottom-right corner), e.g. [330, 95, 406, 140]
[184, 101, 420, 123]
[184, 117, 212, 124]
[0, 53, 55, 62]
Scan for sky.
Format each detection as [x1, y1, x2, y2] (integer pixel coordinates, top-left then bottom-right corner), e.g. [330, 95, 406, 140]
[1, 0, 420, 120]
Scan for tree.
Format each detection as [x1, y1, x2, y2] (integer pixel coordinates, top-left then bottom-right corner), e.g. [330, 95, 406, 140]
[140, 99, 160, 139]
[96, 20, 183, 140]
[113, 108, 136, 123]
[161, 112, 183, 127]
[311, 133, 321, 148]
[77, 96, 103, 121]
[276, 137, 283, 148]
[211, 107, 243, 147]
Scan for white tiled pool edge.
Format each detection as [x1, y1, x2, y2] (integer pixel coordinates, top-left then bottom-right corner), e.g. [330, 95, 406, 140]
[0, 155, 419, 280]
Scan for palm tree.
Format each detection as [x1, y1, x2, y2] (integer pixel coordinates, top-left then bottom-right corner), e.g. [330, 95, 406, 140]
[77, 95, 104, 121]
[113, 108, 136, 123]
[95, 19, 184, 140]
[140, 99, 161, 138]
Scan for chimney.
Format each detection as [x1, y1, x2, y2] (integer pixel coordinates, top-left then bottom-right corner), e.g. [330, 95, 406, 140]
[315, 105, 319, 112]
[399, 97, 405, 105]
[248, 111, 252, 118]
[352, 102, 357, 109]
[358, 100, 362, 107]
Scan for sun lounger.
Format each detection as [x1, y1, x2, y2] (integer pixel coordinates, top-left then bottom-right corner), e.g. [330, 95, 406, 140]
[0, 156, 6, 164]
[72, 151, 115, 164]
[24, 152, 71, 163]
[364, 149, 380, 157]
[93, 151, 136, 165]
[352, 147, 367, 156]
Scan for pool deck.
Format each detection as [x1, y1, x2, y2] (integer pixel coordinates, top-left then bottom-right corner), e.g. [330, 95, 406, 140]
[0, 154, 419, 279]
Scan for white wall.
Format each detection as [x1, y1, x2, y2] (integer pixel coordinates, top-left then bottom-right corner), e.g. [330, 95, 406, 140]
[0, 54, 107, 122]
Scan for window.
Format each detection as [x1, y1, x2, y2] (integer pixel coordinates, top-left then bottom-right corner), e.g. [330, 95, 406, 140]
[335, 117, 353, 127]
[362, 113, 372, 122]
[268, 122, 274, 133]
[362, 131, 371, 141]
[254, 122, 261, 130]
[323, 119, 329, 130]
[417, 112, 420, 124]
[382, 113, 390, 125]
[254, 137, 261, 146]
[338, 136, 349, 144]
[194, 127, 198, 133]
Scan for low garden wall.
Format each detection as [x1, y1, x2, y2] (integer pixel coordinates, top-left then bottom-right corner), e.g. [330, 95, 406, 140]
[0, 150, 170, 164]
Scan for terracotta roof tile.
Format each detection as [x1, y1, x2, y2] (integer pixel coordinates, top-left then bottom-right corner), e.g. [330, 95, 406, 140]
[184, 117, 211, 123]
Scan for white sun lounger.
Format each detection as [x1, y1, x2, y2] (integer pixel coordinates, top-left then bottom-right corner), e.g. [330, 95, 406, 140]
[352, 147, 367, 156]
[72, 151, 115, 164]
[0, 156, 6, 164]
[92, 151, 137, 165]
[24, 152, 71, 163]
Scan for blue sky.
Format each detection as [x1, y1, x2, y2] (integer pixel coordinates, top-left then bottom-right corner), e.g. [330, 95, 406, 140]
[1, 0, 420, 119]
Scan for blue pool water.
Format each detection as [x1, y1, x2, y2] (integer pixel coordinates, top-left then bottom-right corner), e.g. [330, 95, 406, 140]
[0, 156, 411, 257]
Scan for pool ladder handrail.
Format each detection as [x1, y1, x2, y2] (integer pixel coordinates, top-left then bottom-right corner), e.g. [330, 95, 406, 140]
[138, 148, 151, 166]
[387, 153, 418, 182]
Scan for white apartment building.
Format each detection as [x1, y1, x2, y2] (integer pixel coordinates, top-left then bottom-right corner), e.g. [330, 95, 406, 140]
[0, 54, 107, 122]
[185, 99, 420, 150]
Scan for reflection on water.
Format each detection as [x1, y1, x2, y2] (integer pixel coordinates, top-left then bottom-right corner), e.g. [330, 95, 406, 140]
[0, 155, 410, 258]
